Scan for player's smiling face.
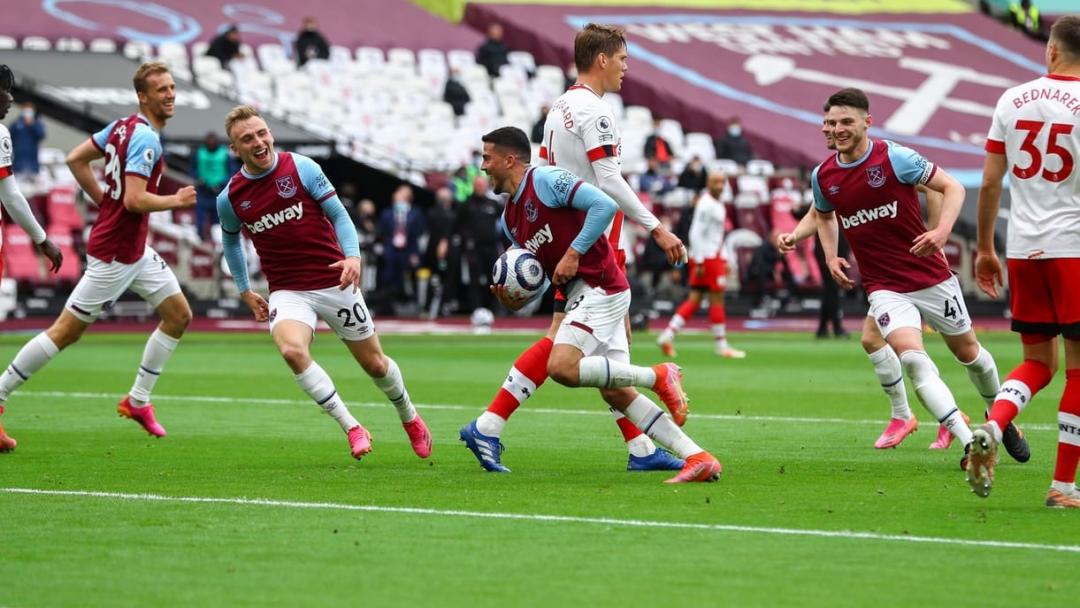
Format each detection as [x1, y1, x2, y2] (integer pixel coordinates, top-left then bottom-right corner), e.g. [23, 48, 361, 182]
[825, 105, 870, 156]
[480, 142, 513, 194]
[601, 46, 628, 93]
[229, 116, 276, 173]
[139, 71, 176, 122]
[821, 117, 836, 151]
[0, 90, 11, 120]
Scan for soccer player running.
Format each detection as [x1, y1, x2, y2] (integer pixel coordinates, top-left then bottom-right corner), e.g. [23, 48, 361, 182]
[0, 65, 65, 450]
[969, 16, 1080, 506]
[780, 112, 1028, 456]
[479, 126, 720, 483]
[813, 88, 1003, 470]
[217, 105, 431, 461]
[657, 170, 745, 359]
[461, 24, 688, 473]
[0, 62, 195, 450]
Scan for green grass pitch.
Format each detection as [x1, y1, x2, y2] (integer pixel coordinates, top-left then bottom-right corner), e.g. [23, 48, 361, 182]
[1, 330, 1077, 607]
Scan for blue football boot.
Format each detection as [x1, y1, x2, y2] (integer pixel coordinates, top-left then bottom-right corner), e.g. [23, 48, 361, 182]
[460, 420, 511, 472]
[627, 447, 685, 471]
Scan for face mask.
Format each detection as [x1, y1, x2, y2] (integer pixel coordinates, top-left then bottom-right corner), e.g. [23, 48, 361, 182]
[728, 125, 742, 137]
[394, 200, 409, 213]
[22, 108, 33, 120]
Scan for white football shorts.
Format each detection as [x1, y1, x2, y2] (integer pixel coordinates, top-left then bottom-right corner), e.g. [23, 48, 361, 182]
[868, 275, 972, 338]
[554, 281, 631, 363]
[268, 285, 375, 342]
[65, 246, 182, 323]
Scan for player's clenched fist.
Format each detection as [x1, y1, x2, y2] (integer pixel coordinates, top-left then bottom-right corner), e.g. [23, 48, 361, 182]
[175, 185, 197, 208]
[775, 232, 796, 253]
[240, 290, 269, 322]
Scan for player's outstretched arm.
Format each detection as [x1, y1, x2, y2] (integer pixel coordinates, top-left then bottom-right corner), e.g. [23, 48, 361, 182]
[816, 210, 853, 290]
[66, 139, 106, 205]
[911, 169, 964, 257]
[974, 152, 1008, 298]
[123, 176, 196, 214]
[776, 206, 819, 253]
[0, 173, 63, 272]
[592, 155, 686, 265]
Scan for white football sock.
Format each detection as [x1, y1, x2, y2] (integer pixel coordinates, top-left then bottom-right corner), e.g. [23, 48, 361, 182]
[1051, 480, 1076, 494]
[958, 345, 1000, 407]
[296, 362, 358, 431]
[624, 394, 701, 458]
[0, 332, 59, 402]
[900, 350, 973, 445]
[868, 346, 912, 420]
[371, 357, 416, 423]
[476, 411, 506, 437]
[578, 357, 656, 389]
[667, 313, 687, 334]
[129, 329, 180, 407]
[713, 323, 728, 349]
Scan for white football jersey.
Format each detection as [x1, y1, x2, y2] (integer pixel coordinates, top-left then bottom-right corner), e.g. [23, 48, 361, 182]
[540, 84, 626, 245]
[986, 74, 1080, 259]
[688, 190, 726, 263]
[0, 123, 12, 175]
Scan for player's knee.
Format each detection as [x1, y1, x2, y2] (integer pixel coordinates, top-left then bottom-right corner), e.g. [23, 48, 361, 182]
[360, 352, 388, 378]
[278, 343, 311, 371]
[899, 350, 938, 384]
[547, 358, 577, 387]
[164, 305, 193, 332]
[600, 387, 634, 409]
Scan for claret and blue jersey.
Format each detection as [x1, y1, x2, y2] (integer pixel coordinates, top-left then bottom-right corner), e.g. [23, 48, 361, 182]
[811, 139, 952, 294]
[502, 165, 629, 294]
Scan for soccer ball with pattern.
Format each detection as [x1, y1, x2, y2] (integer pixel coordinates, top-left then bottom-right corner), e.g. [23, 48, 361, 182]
[492, 248, 546, 301]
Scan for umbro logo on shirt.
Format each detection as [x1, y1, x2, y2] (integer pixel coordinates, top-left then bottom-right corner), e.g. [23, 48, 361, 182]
[828, 185, 840, 195]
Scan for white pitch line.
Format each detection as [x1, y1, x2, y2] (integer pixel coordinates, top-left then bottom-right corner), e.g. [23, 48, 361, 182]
[3, 487, 1077, 555]
[19, 390, 1057, 430]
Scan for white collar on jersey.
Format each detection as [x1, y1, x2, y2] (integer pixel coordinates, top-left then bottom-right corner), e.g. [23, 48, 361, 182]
[835, 138, 875, 169]
[241, 151, 281, 180]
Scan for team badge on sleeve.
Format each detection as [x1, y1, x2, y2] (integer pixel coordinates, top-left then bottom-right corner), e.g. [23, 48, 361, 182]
[866, 165, 886, 188]
[275, 175, 297, 198]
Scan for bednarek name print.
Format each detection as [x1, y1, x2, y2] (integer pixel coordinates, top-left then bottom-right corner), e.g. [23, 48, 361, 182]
[839, 201, 898, 229]
[245, 202, 304, 234]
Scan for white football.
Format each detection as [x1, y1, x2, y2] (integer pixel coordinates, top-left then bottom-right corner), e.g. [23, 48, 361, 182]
[492, 248, 546, 301]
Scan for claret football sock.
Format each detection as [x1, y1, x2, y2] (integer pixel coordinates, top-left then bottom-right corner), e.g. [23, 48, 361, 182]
[0, 332, 59, 402]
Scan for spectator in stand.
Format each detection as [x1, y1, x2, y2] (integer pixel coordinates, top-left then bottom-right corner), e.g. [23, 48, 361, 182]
[356, 197, 379, 290]
[9, 101, 44, 178]
[714, 117, 753, 166]
[530, 104, 549, 144]
[443, 68, 471, 117]
[644, 118, 673, 168]
[677, 155, 707, 192]
[192, 131, 230, 241]
[377, 185, 426, 301]
[457, 174, 502, 313]
[425, 186, 460, 315]
[476, 22, 511, 78]
[294, 16, 330, 67]
[451, 161, 480, 202]
[207, 25, 243, 69]
[1009, 0, 1045, 40]
[639, 157, 674, 198]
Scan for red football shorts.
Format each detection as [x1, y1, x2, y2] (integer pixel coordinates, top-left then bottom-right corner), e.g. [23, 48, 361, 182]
[1007, 257, 1080, 340]
[688, 257, 726, 291]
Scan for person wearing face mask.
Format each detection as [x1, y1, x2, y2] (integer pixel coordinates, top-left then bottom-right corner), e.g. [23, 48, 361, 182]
[193, 131, 230, 241]
[8, 101, 44, 179]
[294, 16, 330, 67]
[377, 185, 426, 304]
[713, 117, 754, 167]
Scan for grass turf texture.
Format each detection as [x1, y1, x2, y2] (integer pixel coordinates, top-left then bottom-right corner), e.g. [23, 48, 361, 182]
[0, 330, 1077, 607]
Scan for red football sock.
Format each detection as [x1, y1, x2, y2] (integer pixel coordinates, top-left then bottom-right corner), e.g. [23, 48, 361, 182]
[676, 299, 697, 321]
[988, 359, 1053, 431]
[1053, 369, 1080, 484]
[708, 301, 725, 325]
[486, 336, 553, 420]
[615, 415, 644, 441]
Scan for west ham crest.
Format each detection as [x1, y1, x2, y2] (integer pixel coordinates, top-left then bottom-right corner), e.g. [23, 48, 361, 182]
[866, 165, 886, 188]
[275, 175, 297, 198]
[525, 200, 538, 222]
[877, 313, 890, 328]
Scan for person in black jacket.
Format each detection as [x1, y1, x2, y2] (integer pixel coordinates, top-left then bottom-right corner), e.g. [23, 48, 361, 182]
[476, 22, 510, 78]
[444, 68, 471, 117]
[294, 17, 330, 67]
[206, 25, 242, 69]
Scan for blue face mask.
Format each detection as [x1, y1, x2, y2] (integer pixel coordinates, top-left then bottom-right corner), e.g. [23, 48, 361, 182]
[728, 125, 742, 137]
[394, 200, 409, 213]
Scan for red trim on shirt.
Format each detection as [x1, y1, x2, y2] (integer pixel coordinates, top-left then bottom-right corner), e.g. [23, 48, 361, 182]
[985, 139, 1006, 154]
[609, 210, 624, 250]
[539, 146, 548, 160]
[925, 164, 938, 184]
[586, 145, 617, 162]
[1046, 73, 1080, 82]
[90, 137, 106, 153]
[566, 180, 583, 206]
[0, 166, 11, 179]
[317, 190, 337, 203]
